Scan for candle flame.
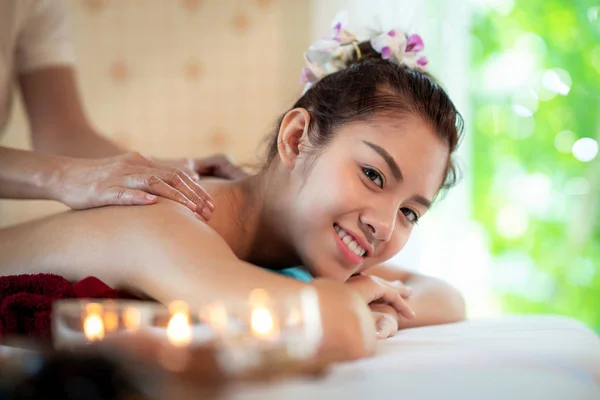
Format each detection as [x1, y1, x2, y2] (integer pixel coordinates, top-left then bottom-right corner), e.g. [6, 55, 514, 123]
[251, 307, 275, 337]
[167, 312, 192, 347]
[83, 313, 104, 341]
[249, 289, 278, 339]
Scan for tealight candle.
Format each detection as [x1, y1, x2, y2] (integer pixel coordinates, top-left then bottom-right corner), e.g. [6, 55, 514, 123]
[166, 301, 192, 347]
[249, 289, 279, 342]
[53, 300, 166, 349]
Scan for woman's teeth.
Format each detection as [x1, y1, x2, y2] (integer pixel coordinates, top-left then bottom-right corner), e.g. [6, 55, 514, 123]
[334, 224, 366, 257]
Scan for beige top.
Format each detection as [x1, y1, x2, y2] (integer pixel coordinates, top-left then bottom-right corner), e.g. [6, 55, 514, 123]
[0, 0, 75, 135]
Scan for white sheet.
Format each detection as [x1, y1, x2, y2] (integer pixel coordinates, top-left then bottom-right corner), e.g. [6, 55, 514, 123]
[224, 315, 600, 400]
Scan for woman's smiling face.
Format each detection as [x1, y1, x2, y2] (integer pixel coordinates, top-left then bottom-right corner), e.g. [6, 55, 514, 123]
[288, 114, 449, 281]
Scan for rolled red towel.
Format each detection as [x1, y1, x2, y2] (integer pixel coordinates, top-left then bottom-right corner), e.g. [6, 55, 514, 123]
[0, 274, 139, 341]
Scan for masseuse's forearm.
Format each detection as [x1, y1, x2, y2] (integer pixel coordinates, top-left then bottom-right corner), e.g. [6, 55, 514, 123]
[0, 146, 66, 200]
[32, 126, 125, 159]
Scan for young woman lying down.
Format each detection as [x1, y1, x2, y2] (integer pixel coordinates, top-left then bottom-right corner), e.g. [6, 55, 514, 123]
[0, 22, 466, 362]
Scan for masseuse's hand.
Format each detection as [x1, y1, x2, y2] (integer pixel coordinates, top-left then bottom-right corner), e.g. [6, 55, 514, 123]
[345, 274, 415, 338]
[161, 154, 248, 181]
[54, 152, 215, 219]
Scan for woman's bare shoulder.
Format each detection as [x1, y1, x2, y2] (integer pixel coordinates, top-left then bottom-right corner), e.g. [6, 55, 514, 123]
[1, 198, 223, 253]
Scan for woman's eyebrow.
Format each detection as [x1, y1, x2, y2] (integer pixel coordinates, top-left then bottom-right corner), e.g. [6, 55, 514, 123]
[362, 140, 433, 209]
[362, 140, 403, 181]
[411, 195, 432, 210]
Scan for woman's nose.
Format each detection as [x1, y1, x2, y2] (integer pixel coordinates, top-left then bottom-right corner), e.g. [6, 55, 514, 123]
[359, 208, 395, 243]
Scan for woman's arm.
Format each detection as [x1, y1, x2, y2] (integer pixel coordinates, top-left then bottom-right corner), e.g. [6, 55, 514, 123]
[0, 199, 292, 300]
[0, 200, 377, 360]
[365, 264, 466, 329]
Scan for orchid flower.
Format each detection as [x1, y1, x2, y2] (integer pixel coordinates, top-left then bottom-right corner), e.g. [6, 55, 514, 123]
[300, 10, 429, 85]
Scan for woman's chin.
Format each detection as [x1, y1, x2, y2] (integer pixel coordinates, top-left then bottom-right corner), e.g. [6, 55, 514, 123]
[311, 264, 353, 282]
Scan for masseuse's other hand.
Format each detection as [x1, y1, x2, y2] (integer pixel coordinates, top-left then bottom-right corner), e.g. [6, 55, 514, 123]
[345, 274, 415, 337]
[54, 152, 215, 219]
[161, 154, 248, 181]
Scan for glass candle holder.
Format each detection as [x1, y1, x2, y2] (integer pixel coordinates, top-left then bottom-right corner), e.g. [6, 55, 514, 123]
[207, 287, 323, 375]
[52, 287, 322, 376]
[52, 300, 215, 350]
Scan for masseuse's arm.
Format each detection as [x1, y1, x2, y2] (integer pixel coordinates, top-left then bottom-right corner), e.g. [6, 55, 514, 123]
[0, 200, 376, 361]
[366, 264, 466, 329]
[0, 145, 214, 216]
[19, 67, 124, 158]
[18, 67, 248, 180]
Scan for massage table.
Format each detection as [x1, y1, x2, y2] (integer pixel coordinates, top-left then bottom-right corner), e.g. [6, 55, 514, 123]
[224, 315, 600, 399]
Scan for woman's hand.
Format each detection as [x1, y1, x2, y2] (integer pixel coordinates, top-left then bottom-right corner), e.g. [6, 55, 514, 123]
[161, 154, 248, 181]
[52, 152, 215, 219]
[346, 274, 415, 318]
[345, 274, 415, 339]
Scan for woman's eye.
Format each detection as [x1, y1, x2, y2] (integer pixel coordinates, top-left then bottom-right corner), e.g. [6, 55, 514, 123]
[401, 208, 420, 224]
[363, 167, 383, 188]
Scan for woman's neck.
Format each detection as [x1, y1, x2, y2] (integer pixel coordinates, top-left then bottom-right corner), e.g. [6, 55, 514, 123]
[200, 172, 302, 270]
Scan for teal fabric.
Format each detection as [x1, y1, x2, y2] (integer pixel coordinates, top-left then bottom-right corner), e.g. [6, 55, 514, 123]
[274, 267, 313, 282]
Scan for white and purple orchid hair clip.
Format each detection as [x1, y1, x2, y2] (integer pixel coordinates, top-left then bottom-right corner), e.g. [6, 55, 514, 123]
[300, 11, 429, 87]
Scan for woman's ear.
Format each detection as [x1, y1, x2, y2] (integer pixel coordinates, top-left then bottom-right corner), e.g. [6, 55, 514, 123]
[276, 108, 311, 169]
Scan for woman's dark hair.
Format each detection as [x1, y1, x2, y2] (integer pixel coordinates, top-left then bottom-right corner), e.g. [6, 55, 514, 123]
[265, 40, 464, 191]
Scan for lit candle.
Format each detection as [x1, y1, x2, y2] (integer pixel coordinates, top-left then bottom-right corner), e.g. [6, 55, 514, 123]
[249, 289, 279, 341]
[166, 301, 192, 347]
[83, 303, 104, 342]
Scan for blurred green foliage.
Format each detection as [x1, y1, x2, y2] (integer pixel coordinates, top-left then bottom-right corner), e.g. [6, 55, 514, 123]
[471, 0, 600, 331]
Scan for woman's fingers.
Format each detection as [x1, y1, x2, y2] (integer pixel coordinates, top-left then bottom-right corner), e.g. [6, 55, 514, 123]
[346, 275, 415, 320]
[388, 280, 413, 299]
[370, 304, 399, 339]
[377, 285, 415, 320]
[375, 314, 398, 339]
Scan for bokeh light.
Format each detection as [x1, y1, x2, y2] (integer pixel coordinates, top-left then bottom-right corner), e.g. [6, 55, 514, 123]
[592, 45, 600, 74]
[588, 6, 599, 24]
[564, 177, 590, 196]
[496, 204, 529, 239]
[572, 137, 598, 162]
[507, 113, 535, 139]
[510, 173, 553, 216]
[471, 0, 515, 16]
[480, 33, 548, 95]
[554, 130, 577, 154]
[492, 251, 555, 302]
[566, 258, 596, 287]
[511, 90, 539, 117]
[541, 68, 571, 96]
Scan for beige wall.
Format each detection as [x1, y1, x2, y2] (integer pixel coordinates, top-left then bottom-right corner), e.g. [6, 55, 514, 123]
[0, 0, 310, 227]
